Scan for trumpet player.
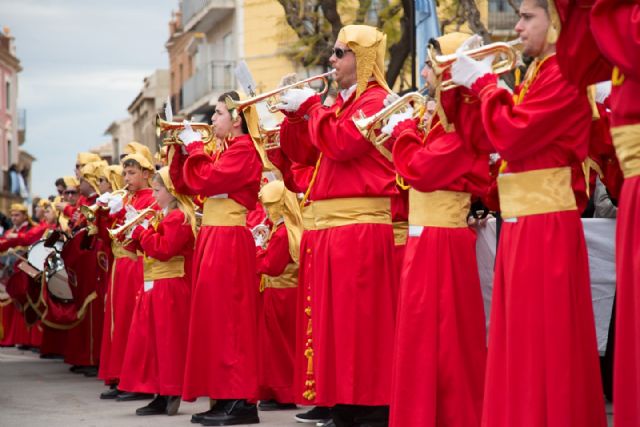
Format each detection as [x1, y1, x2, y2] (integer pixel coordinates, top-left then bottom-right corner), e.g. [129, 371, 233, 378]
[276, 25, 397, 426]
[381, 32, 491, 427]
[97, 143, 157, 402]
[171, 91, 263, 426]
[450, 1, 606, 426]
[118, 167, 195, 417]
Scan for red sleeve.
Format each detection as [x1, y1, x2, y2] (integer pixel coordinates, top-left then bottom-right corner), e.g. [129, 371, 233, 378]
[182, 140, 260, 196]
[63, 204, 77, 218]
[592, 1, 640, 79]
[256, 225, 291, 277]
[11, 224, 47, 247]
[302, 93, 383, 161]
[136, 211, 194, 262]
[279, 103, 322, 166]
[471, 69, 588, 162]
[391, 120, 475, 193]
[168, 145, 197, 195]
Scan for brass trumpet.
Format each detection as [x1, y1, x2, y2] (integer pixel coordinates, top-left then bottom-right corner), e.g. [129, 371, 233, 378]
[156, 116, 215, 146]
[108, 202, 159, 244]
[429, 41, 520, 91]
[353, 92, 427, 146]
[80, 188, 129, 223]
[226, 69, 336, 114]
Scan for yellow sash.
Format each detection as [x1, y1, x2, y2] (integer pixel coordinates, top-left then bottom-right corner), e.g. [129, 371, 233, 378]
[498, 167, 577, 219]
[301, 205, 316, 231]
[612, 124, 640, 179]
[409, 189, 470, 228]
[201, 197, 247, 227]
[392, 221, 409, 245]
[111, 241, 138, 260]
[263, 262, 299, 290]
[310, 197, 391, 230]
[143, 256, 185, 281]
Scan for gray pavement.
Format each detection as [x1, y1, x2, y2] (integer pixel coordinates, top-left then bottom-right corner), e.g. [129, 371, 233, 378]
[0, 347, 614, 426]
[0, 347, 307, 427]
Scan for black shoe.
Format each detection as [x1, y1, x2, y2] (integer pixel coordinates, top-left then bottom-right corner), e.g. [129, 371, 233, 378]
[316, 421, 336, 427]
[258, 399, 297, 411]
[83, 366, 98, 377]
[136, 396, 168, 416]
[99, 387, 121, 400]
[295, 406, 332, 423]
[166, 395, 181, 416]
[191, 401, 229, 424]
[200, 400, 260, 426]
[116, 392, 154, 402]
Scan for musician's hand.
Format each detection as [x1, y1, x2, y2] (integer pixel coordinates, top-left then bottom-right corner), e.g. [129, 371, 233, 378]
[124, 205, 138, 222]
[275, 87, 316, 113]
[595, 81, 611, 104]
[451, 53, 494, 89]
[381, 107, 414, 136]
[179, 120, 201, 146]
[457, 34, 483, 53]
[108, 194, 124, 215]
[383, 92, 400, 107]
[278, 73, 298, 88]
[55, 202, 68, 211]
[97, 192, 112, 205]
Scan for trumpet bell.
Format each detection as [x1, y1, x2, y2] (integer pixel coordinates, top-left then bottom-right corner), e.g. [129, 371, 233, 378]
[156, 116, 215, 146]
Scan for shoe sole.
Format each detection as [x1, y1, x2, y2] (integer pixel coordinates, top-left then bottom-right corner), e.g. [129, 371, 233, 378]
[201, 416, 260, 426]
[294, 416, 328, 423]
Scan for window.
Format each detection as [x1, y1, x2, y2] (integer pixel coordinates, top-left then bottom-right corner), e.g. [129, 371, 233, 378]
[5, 81, 9, 111]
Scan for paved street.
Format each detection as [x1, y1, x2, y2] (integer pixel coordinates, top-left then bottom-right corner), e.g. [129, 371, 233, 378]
[0, 347, 306, 427]
[0, 346, 614, 426]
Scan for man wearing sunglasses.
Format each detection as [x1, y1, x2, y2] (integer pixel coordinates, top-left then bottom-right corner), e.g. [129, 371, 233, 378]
[275, 25, 397, 426]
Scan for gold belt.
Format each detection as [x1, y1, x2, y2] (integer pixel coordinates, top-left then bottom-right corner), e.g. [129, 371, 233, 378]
[498, 167, 577, 219]
[201, 198, 247, 227]
[302, 205, 316, 231]
[310, 197, 392, 230]
[263, 263, 299, 290]
[409, 189, 470, 229]
[143, 256, 185, 281]
[111, 242, 138, 260]
[612, 124, 640, 179]
[392, 221, 408, 245]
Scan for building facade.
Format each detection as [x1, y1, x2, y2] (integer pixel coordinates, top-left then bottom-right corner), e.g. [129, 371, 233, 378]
[127, 70, 170, 154]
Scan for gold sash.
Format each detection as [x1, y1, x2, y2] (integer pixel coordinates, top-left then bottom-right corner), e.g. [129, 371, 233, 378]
[143, 256, 185, 281]
[310, 197, 391, 230]
[498, 167, 577, 219]
[201, 197, 247, 227]
[409, 189, 470, 229]
[301, 205, 316, 231]
[392, 221, 409, 245]
[263, 263, 299, 290]
[111, 242, 138, 260]
[612, 124, 640, 179]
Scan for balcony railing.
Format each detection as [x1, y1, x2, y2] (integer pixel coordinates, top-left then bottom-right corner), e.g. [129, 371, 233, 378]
[182, 60, 236, 111]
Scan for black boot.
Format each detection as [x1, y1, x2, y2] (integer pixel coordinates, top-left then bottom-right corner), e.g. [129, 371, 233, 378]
[99, 384, 121, 400]
[191, 400, 230, 424]
[116, 392, 154, 402]
[166, 395, 181, 416]
[136, 395, 168, 416]
[200, 400, 260, 426]
[257, 399, 297, 411]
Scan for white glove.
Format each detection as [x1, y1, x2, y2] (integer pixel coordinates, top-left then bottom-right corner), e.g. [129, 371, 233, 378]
[383, 92, 400, 107]
[595, 81, 611, 104]
[451, 53, 495, 89]
[381, 106, 414, 136]
[179, 120, 202, 146]
[107, 193, 124, 214]
[456, 34, 483, 54]
[124, 205, 138, 222]
[97, 192, 112, 204]
[275, 87, 316, 112]
[139, 219, 150, 230]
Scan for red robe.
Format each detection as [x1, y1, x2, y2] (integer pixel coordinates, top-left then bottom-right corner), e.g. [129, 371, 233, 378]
[256, 224, 297, 403]
[470, 57, 606, 427]
[119, 209, 193, 396]
[98, 188, 156, 383]
[61, 193, 105, 367]
[174, 134, 262, 401]
[590, 3, 640, 427]
[279, 83, 397, 406]
[389, 91, 490, 426]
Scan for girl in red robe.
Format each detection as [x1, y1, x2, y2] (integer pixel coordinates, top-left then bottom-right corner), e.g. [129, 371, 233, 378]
[119, 167, 195, 416]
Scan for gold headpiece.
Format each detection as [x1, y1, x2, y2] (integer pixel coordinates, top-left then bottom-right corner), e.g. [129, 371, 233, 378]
[122, 141, 155, 171]
[76, 152, 101, 167]
[157, 167, 197, 235]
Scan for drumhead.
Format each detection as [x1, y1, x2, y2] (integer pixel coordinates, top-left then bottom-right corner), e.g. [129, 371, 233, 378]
[28, 240, 56, 271]
[47, 270, 73, 302]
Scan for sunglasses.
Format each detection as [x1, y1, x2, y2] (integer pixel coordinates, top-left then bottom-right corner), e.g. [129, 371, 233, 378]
[64, 190, 78, 195]
[331, 47, 353, 59]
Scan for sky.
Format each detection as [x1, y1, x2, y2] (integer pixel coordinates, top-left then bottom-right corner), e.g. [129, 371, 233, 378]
[1, 0, 176, 198]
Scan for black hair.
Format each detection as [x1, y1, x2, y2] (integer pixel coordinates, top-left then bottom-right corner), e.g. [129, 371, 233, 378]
[55, 177, 66, 188]
[218, 91, 250, 135]
[122, 158, 142, 169]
